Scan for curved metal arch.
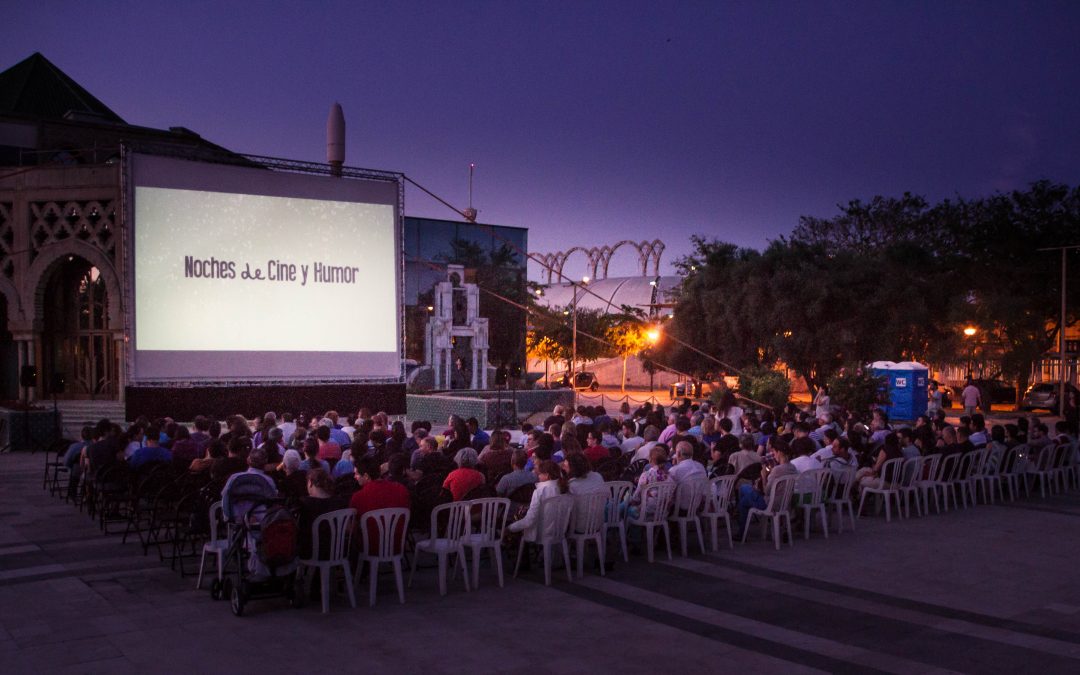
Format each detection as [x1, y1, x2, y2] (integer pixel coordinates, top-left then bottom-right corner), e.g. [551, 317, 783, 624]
[536, 239, 665, 281]
[556, 245, 599, 282]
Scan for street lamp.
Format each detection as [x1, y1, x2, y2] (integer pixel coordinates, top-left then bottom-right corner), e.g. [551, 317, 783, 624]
[571, 275, 589, 407]
[646, 325, 661, 392]
[963, 326, 977, 377]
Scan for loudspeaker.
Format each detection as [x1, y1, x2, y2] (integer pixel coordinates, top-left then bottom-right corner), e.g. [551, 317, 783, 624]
[20, 365, 37, 388]
[50, 372, 66, 394]
[495, 365, 508, 386]
[510, 364, 523, 378]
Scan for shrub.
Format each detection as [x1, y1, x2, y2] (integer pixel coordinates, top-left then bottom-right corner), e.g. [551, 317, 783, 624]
[738, 366, 791, 413]
[826, 364, 890, 415]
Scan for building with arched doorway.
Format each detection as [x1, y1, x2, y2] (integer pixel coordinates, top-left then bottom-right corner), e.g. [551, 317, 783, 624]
[1, 52, 527, 424]
[0, 53, 254, 406]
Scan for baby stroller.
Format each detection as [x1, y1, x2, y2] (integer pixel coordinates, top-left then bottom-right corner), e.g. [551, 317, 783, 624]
[215, 473, 301, 616]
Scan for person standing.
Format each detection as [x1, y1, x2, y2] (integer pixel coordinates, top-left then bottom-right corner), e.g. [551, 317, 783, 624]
[961, 378, 982, 416]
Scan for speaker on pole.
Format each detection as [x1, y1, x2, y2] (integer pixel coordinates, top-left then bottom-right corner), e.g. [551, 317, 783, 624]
[20, 365, 37, 389]
[50, 372, 66, 394]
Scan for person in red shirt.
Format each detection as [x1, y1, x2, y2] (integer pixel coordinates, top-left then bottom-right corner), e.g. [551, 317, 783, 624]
[349, 456, 410, 552]
[316, 425, 342, 462]
[442, 447, 485, 501]
[583, 431, 612, 467]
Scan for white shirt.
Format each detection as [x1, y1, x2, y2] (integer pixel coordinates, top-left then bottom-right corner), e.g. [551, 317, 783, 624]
[278, 421, 297, 444]
[791, 455, 823, 473]
[508, 479, 563, 541]
[723, 407, 744, 436]
[568, 471, 605, 494]
[620, 436, 645, 455]
[669, 459, 706, 484]
[633, 441, 659, 463]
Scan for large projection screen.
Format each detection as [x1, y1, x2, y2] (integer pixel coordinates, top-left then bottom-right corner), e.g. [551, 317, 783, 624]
[128, 153, 402, 381]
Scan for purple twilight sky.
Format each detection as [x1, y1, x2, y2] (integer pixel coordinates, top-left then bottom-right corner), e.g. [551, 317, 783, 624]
[6, 1, 1080, 279]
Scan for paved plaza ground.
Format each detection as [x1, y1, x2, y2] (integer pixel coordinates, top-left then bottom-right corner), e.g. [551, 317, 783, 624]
[2, 451, 1080, 674]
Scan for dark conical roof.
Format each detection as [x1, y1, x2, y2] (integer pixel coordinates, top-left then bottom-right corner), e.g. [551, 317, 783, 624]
[0, 52, 125, 123]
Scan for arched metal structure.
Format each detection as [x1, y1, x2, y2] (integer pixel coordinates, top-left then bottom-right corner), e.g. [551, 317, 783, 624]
[536, 239, 665, 284]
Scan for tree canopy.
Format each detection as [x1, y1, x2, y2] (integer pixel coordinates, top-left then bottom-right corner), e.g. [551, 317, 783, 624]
[658, 181, 1080, 398]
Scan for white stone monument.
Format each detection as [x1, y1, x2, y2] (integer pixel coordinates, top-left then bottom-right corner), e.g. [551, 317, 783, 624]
[424, 265, 489, 390]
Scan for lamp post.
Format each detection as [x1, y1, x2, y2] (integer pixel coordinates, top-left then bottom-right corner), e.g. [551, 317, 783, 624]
[963, 326, 977, 378]
[570, 275, 589, 408]
[646, 325, 661, 393]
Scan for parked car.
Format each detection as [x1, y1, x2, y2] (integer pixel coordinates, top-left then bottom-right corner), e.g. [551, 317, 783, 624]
[670, 381, 705, 398]
[554, 371, 601, 391]
[969, 378, 1017, 405]
[1021, 382, 1080, 414]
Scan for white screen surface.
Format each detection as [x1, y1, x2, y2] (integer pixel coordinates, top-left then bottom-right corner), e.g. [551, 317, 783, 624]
[130, 154, 401, 381]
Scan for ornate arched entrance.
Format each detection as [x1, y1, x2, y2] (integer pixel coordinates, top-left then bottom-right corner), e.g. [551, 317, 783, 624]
[41, 256, 117, 398]
[0, 293, 15, 401]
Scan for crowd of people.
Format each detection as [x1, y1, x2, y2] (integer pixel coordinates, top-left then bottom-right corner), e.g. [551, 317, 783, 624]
[60, 388, 1080, 578]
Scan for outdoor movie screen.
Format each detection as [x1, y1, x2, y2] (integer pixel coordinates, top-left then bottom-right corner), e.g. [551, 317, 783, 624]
[129, 153, 401, 381]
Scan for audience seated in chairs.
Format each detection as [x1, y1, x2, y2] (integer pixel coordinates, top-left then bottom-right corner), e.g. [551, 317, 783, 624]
[297, 468, 350, 560]
[497, 449, 538, 497]
[443, 448, 486, 501]
[564, 452, 604, 494]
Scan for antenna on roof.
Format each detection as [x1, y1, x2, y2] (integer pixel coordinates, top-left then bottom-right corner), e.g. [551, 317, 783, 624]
[463, 163, 478, 222]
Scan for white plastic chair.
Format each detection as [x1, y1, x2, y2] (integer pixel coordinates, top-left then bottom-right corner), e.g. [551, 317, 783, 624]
[1051, 444, 1072, 493]
[668, 478, 709, 556]
[998, 446, 1027, 501]
[826, 467, 856, 533]
[1028, 446, 1058, 499]
[700, 474, 736, 551]
[796, 468, 830, 540]
[896, 456, 923, 518]
[463, 497, 510, 588]
[949, 452, 978, 508]
[925, 453, 961, 512]
[857, 457, 903, 521]
[409, 501, 471, 596]
[196, 501, 229, 590]
[513, 494, 575, 586]
[355, 507, 410, 607]
[297, 507, 357, 613]
[742, 474, 796, 550]
[974, 447, 1004, 503]
[914, 454, 943, 514]
[963, 449, 989, 505]
[602, 481, 634, 562]
[627, 481, 676, 562]
[568, 491, 607, 578]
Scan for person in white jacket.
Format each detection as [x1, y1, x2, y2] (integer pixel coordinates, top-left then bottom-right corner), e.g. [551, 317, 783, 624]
[508, 460, 566, 541]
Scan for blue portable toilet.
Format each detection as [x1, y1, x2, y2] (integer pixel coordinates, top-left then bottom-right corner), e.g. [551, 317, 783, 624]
[870, 361, 929, 421]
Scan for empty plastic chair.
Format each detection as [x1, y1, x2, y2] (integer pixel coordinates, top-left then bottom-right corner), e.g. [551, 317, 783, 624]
[463, 497, 511, 588]
[409, 501, 471, 597]
[796, 468, 831, 540]
[602, 480, 634, 562]
[701, 474, 737, 551]
[668, 478, 708, 556]
[195, 501, 229, 590]
[355, 507, 410, 607]
[568, 491, 608, 578]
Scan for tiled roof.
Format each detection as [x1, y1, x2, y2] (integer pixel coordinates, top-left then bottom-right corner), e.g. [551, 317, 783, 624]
[0, 52, 125, 123]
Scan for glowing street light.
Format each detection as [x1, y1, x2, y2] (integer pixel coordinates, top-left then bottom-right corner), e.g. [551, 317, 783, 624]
[963, 326, 977, 337]
[646, 327, 661, 343]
